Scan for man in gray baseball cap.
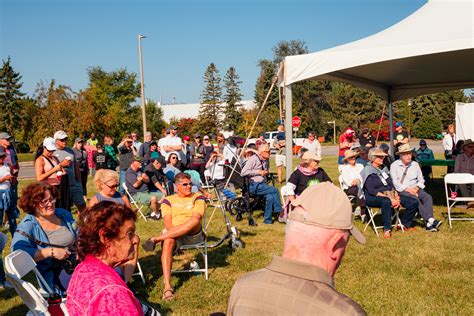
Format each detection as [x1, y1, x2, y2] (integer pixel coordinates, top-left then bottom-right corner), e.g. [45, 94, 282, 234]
[227, 182, 366, 315]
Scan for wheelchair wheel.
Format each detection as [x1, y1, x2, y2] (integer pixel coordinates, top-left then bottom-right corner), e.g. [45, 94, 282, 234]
[229, 238, 244, 250]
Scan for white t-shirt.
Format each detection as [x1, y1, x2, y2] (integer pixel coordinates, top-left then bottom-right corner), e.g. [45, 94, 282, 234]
[340, 163, 364, 190]
[159, 136, 183, 160]
[302, 139, 322, 157]
[0, 165, 11, 190]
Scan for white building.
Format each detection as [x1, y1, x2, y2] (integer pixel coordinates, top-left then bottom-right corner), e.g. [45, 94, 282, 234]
[159, 100, 256, 122]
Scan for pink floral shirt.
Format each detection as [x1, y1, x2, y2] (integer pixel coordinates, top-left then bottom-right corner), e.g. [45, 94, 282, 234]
[66, 255, 143, 316]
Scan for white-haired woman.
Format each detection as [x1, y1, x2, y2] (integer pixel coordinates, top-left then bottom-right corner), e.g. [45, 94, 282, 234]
[89, 169, 131, 209]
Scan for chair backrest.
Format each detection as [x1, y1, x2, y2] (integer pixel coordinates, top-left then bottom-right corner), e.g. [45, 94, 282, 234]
[6, 273, 50, 315]
[444, 173, 474, 185]
[184, 170, 203, 188]
[5, 250, 53, 294]
[338, 175, 345, 190]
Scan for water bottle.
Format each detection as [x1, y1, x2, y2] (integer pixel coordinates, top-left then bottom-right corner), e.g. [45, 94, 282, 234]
[190, 261, 200, 276]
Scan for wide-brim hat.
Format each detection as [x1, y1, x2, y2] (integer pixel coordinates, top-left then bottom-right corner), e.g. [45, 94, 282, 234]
[462, 139, 473, 148]
[302, 151, 322, 161]
[396, 143, 414, 154]
[343, 149, 359, 161]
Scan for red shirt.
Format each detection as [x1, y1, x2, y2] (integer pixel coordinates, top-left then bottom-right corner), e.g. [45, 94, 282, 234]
[338, 134, 355, 156]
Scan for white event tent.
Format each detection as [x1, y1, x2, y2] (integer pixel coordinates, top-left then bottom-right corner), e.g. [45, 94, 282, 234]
[278, 0, 474, 179]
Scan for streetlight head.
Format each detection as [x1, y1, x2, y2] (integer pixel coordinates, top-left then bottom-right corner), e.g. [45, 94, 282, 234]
[139, 34, 147, 39]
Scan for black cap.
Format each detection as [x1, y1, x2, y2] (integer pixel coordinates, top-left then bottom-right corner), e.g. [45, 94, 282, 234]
[419, 139, 427, 145]
[151, 156, 167, 167]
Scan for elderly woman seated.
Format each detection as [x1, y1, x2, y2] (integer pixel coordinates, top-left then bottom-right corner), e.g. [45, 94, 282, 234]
[12, 182, 77, 294]
[89, 169, 132, 209]
[286, 151, 332, 202]
[67, 202, 145, 314]
[362, 148, 418, 238]
[340, 149, 366, 215]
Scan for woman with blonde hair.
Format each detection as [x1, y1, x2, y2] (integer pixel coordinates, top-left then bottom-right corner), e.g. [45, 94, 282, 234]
[89, 169, 131, 209]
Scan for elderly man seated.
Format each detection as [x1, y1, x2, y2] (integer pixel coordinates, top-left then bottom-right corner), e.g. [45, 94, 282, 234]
[125, 156, 163, 220]
[390, 144, 443, 231]
[143, 173, 206, 301]
[241, 144, 283, 224]
[454, 139, 474, 198]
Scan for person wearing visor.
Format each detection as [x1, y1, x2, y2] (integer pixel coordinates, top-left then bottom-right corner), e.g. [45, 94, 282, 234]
[54, 131, 86, 213]
[227, 182, 366, 315]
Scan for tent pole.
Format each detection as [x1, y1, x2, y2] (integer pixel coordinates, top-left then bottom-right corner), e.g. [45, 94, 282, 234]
[388, 101, 395, 158]
[284, 85, 293, 181]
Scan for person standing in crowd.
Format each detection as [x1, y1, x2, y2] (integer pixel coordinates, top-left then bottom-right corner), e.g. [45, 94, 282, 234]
[117, 136, 137, 194]
[393, 121, 408, 155]
[0, 147, 16, 237]
[255, 132, 267, 149]
[443, 124, 458, 173]
[273, 127, 286, 184]
[146, 141, 160, 161]
[301, 131, 321, 157]
[189, 133, 207, 183]
[35, 137, 70, 210]
[359, 127, 376, 148]
[86, 132, 98, 147]
[72, 138, 89, 200]
[241, 144, 282, 224]
[139, 131, 153, 166]
[202, 135, 214, 163]
[454, 139, 474, 197]
[0, 232, 11, 289]
[54, 131, 86, 213]
[182, 135, 191, 168]
[104, 136, 119, 170]
[379, 143, 393, 169]
[338, 128, 357, 165]
[216, 133, 227, 154]
[0, 132, 19, 225]
[227, 183, 366, 315]
[416, 139, 435, 181]
[391, 144, 443, 232]
[92, 144, 109, 171]
[131, 131, 142, 153]
[159, 126, 183, 162]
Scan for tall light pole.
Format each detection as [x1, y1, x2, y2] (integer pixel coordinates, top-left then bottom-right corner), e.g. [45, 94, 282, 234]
[408, 98, 413, 139]
[138, 34, 147, 139]
[327, 121, 336, 144]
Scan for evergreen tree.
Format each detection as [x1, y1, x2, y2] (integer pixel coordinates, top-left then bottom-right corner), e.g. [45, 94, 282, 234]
[223, 67, 243, 131]
[0, 57, 25, 137]
[198, 63, 222, 135]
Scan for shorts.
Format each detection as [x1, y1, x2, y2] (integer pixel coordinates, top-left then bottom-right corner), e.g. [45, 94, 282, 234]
[275, 154, 286, 167]
[162, 228, 204, 254]
[69, 183, 85, 206]
[133, 191, 163, 205]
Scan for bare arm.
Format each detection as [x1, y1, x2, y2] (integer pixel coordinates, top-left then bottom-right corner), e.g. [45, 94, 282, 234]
[35, 158, 60, 182]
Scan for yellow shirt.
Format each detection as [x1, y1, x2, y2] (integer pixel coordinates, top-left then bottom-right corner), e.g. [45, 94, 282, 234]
[161, 193, 206, 226]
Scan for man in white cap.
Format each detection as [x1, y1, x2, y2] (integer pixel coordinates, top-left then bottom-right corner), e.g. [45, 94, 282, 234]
[53, 130, 86, 213]
[227, 183, 366, 315]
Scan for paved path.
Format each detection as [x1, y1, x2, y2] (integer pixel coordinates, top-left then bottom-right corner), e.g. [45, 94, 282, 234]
[17, 140, 445, 180]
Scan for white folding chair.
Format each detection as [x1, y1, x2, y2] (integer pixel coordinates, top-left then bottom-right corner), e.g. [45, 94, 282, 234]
[6, 273, 51, 316]
[5, 250, 53, 294]
[338, 175, 355, 202]
[364, 205, 404, 237]
[444, 173, 474, 228]
[122, 183, 148, 221]
[5, 250, 69, 315]
[132, 261, 146, 284]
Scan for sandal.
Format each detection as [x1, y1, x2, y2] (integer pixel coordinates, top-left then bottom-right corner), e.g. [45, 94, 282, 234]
[162, 288, 174, 301]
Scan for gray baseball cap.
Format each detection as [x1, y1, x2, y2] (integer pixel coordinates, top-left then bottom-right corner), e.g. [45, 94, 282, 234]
[0, 132, 12, 140]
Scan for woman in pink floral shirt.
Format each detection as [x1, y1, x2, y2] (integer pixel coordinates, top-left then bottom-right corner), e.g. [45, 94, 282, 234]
[66, 201, 143, 315]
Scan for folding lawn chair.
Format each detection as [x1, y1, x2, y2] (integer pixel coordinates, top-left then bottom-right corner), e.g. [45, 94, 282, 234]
[338, 175, 355, 203]
[363, 205, 404, 237]
[132, 261, 146, 284]
[122, 183, 148, 221]
[444, 173, 474, 228]
[5, 250, 69, 315]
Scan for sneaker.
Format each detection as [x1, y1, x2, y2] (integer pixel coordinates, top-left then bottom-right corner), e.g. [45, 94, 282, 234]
[148, 213, 161, 221]
[426, 224, 438, 232]
[354, 206, 361, 217]
[432, 219, 443, 230]
[360, 214, 367, 223]
[383, 230, 391, 239]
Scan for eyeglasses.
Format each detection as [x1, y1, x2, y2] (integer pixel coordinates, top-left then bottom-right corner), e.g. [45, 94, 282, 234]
[131, 134, 137, 138]
[170, 156, 178, 160]
[104, 183, 119, 190]
[58, 138, 67, 142]
[179, 182, 192, 187]
[40, 198, 56, 206]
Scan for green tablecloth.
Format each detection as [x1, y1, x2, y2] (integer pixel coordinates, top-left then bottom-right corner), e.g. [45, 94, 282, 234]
[419, 159, 455, 167]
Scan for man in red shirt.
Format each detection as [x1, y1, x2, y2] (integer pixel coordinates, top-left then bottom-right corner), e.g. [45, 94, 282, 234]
[338, 128, 356, 165]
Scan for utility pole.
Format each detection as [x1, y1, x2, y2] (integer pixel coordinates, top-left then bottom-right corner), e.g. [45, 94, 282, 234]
[138, 34, 147, 139]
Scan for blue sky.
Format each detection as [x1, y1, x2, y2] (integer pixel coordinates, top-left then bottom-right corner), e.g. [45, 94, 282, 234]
[1, 0, 426, 104]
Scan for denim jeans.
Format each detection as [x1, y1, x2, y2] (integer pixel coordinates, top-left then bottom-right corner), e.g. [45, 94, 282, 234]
[119, 170, 127, 194]
[249, 182, 282, 224]
[365, 195, 393, 231]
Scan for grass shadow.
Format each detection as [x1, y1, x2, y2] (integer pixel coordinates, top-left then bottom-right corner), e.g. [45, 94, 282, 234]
[4, 304, 28, 316]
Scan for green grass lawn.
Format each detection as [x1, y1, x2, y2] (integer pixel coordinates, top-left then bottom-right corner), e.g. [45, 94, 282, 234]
[1, 155, 474, 315]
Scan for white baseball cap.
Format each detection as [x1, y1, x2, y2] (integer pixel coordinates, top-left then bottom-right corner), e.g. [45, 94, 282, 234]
[43, 137, 57, 151]
[54, 130, 68, 140]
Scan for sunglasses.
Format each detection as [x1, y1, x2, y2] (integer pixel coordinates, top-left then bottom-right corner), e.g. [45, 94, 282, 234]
[58, 138, 68, 142]
[104, 183, 119, 190]
[170, 156, 178, 160]
[179, 182, 192, 187]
